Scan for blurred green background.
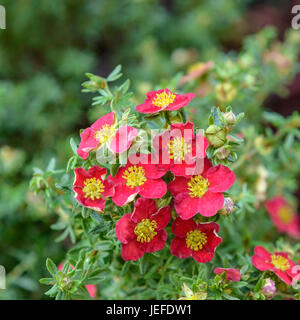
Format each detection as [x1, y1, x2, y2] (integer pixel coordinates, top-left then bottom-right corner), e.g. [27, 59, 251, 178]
[0, 0, 299, 299]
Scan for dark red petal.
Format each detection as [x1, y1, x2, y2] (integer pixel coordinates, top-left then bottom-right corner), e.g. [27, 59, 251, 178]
[144, 230, 167, 253]
[90, 112, 115, 130]
[121, 240, 145, 261]
[192, 250, 214, 263]
[88, 166, 107, 179]
[172, 217, 197, 237]
[112, 184, 138, 206]
[74, 167, 89, 187]
[197, 221, 220, 234]
[202, 228, 222, 252]
[168, 176, 189, 196]
[198, 191, 224, 217]
[131, 198, 158, 223]
[151, 206, 171, 230]
[170, 237, 192, 259]
[207, 165, 235, 193]
[174, 192, 200, 220]
[115, 213, 136, 244]
[139, 178, 167, 199]
[109, 126, 138, 154]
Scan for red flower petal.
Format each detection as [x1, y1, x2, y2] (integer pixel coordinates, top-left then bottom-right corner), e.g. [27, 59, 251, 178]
[139, 178, 167, 199]
[151, 206, 171, 230]
[109, 126, 138, 154]
[168, 176, 188, 196]
[198, 191, 224, 217]
[254, 246, 271, 260]
[115, 213, 136, 244]
[273, 270, 293, 285]
[74, 167, 90, 187]
[121, 239, 145, 261]
[90, 112, 115, 130]
[84, 197, 106, 212]
[170, 122, 194, 137]
[214, 268, 242, 282]
[171, 217, 197, 237]
[174, 192, 200, 220]
[206, 165, 235, 192]
[251, 255, 273, 271]
[192, 250, 214, 263]
[197, 221, 220, 234]
[170, 237, 192, 259]
[144, 230, 167, 253]
[131, 198, 158, 223]
[167, 92, 195, 111]
[88, 166, 107, 179]
[112, 183, 138, 206]
[77, 128, 98, 159]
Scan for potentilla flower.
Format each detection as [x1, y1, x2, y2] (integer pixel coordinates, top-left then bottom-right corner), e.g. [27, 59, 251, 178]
[251, 246, 298, 285]
[213, 268, 241, 282]
[77, 112, 138, 159]
[73, 166, 114, 212]
[153, 122, 209, 177]
[136, 88, 195, 114]
[58, 263, 97, 298]
[108, 153, 167, 207]
[115, 198, 171, 261]
[170, 218, 222, 263]
[168, 160, 235, 219]
[265, 197, 300, 239]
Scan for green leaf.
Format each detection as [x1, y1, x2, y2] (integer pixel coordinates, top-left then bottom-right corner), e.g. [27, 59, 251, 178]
[46, 258, 58, 276]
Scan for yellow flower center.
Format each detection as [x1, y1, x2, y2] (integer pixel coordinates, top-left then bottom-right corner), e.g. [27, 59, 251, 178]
[134, 219, 157, 243]
[278, 207, 294, 224]
[95, 124, 116, 144]
[186, 230, 207, 251]
[169, 137, 191, 162]
[271, 254, 290, 271]
[188, 175, 209, 198]
[82, 178, 105, 200]
[122, 165, 147, 188]
[152, 91, 176, 108]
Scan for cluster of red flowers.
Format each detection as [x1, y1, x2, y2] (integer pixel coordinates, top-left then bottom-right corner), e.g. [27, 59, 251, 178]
[73, 89, 236, 262]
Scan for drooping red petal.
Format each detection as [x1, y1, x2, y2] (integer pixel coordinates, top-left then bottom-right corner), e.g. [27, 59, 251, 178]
[121, 240, 145, 261]
[151, 206, 171, 230]
[206, 165, 235, 193]
[109, 126, 138, 154]
[115, 213, 136, 244]
[273, 270, 293, 285]
[197, 191, 224, 217]
[214, 268, 241, 282]
[131, 198, 158, 223]
[139, 178, 167, 199]
[144, 230, 167, 253]
[170, 237, 192, 259]
[171, 217, 197, 237]
[174, 192, 200, 220]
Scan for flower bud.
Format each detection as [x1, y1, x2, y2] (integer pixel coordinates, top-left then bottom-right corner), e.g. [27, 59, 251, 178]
[216, 147, 230, 160]
[223, 111, 236, 133]
[219, 197, 234, 215]
[205, 125, 226, 148]
[262, 279, 276, 299]
[216, 82, 237, 103]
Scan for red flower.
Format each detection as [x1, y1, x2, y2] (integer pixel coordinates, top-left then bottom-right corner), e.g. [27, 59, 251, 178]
[108, 153, 167, 207]
[265, 197, 300, 239]
[73, 166, 114, 212]
[136, 89, 195, 114]
[170, 218, 222, 263]
[115, 198, 171, 261]
[153, 122, 209, 177]
[77, 112, 138, 159]
[168, 160, 235, 219]
[214, 268, 241, 282]
[58, 263, 97, 298]
[251, 246, 298, 285]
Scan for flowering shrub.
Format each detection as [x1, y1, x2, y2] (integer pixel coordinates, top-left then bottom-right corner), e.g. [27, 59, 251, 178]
[30, 27, 300, 300]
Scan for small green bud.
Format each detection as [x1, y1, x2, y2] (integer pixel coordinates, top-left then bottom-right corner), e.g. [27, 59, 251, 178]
[216, 146, 230, 160]
[223, 111, 236, 133]
[205, 125, 226, 148]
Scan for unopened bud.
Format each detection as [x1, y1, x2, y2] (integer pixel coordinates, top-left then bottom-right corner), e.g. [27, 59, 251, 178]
[262, 279, 276, 299]
[216, 82, 237, 103]
[219, 197, 234, 215]
[216, 147, 230, 160]
[205, 125, 226, 148]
